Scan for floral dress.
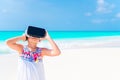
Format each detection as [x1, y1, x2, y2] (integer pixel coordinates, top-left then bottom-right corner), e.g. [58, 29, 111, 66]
[17, 45, 45, 80]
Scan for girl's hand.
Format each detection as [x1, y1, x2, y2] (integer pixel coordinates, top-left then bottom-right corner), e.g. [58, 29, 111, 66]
[21, 34, 27, 41]
[45, 31, 51, 40]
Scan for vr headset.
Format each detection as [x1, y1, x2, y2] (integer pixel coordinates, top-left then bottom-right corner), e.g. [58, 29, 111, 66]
[25, 26, 46, 38]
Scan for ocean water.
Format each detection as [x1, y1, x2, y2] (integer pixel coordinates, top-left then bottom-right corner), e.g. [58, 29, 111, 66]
[1, 31, 120, 54]
[1, 31, 120, 40]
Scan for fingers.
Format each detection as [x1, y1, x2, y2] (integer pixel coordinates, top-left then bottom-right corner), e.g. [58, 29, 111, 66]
[21, 34, 27, 41]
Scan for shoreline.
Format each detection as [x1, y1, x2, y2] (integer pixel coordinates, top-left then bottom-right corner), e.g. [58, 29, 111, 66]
[55, 36, 120, 49]
[1, 35, 120, 54]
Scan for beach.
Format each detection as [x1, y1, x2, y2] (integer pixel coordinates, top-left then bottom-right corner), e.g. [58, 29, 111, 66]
[0, 37, 120, 80]
[44, 48, 120, 80]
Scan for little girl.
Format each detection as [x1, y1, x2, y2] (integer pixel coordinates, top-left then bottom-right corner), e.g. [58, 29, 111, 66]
[6, 26, 61, 80]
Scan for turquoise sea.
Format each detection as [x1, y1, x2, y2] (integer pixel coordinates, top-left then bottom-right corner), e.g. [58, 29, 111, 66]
[1, 31, 120, 54]
[1, 31, 120, 40]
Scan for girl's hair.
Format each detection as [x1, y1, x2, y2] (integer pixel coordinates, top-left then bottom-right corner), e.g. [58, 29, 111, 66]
[26, 36, 28, 41]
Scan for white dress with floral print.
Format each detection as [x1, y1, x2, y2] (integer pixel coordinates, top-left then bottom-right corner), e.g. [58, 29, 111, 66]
[17, 45, 45, 80]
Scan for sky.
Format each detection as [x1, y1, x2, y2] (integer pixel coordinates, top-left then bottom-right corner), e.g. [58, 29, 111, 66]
[0, 0, 120, 31]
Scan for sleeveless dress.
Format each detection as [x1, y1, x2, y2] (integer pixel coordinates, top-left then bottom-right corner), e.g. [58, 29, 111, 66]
[17, 45, 45, 80]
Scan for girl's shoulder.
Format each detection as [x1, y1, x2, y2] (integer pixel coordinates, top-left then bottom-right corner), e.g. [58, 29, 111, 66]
[40, 47, 51, 56]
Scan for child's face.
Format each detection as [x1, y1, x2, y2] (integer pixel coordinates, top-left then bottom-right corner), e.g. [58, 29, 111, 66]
[28, 36, 40, 44]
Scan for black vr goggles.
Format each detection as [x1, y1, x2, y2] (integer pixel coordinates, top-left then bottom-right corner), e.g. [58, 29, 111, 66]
[25, 26, 46, 38]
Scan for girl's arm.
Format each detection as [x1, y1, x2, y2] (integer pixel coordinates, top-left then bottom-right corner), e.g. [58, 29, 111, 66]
[41, 31, 61, 56]
[6, 35, 26, 54]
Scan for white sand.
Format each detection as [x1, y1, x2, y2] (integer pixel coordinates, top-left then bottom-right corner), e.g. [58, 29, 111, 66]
[0, 48, 120, 80]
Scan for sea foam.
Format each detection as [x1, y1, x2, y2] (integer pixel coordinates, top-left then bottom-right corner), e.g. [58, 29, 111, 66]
[1, 36, 120, 54]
